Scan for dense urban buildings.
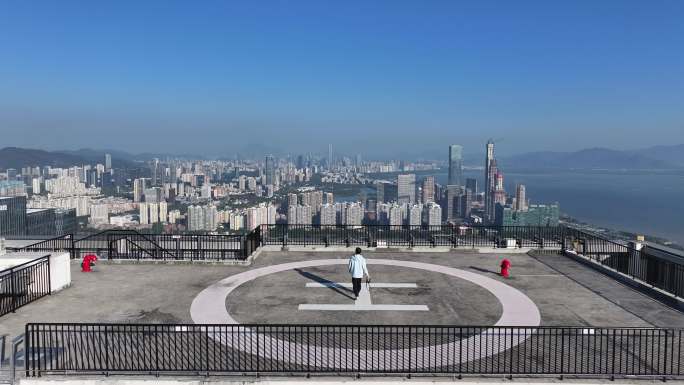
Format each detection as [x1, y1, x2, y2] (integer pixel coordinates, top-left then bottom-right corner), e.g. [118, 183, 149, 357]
[0, 139, 564, 235]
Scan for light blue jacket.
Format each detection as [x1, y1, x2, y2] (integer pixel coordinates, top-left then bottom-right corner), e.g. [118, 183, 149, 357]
[348, 254, 369, 278]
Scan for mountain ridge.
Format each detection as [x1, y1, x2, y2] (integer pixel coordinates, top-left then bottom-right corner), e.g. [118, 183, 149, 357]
[1, 144, 683, 171]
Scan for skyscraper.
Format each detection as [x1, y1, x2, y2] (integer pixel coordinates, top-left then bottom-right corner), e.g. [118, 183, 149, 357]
[151, 158, 159, 186]
[465, 178, 477, 194]
[133, 178, 146, 203]
[376, 182, 386, 203]
[421, 176, 435, 204]
[397, 174, 416, 205]
[0, 196, 27, 236]
[139, 202, 149, 225]
[264, 155, 275, 186]
[484, 140, 495, 223]
[515, 184, 527, 212]
[328, 144, 333, 169]
[104, 154, 112, 171]
[445, 185, 461, 222]
[494, 170, 506, 209]
[425, 202, 442, 226]
[448, 145, 463, 187]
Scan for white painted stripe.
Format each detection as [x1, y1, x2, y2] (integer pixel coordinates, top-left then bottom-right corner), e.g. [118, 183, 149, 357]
[305, 282, 419, 288]
[299, 304, 429, 311]
[356, 283, 372, 305]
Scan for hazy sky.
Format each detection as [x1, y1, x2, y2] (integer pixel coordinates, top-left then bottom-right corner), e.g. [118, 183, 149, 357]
[1, 1, 683, 158]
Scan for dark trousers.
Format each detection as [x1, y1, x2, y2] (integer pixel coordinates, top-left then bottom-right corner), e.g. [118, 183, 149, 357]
[352, 278, 362, 297]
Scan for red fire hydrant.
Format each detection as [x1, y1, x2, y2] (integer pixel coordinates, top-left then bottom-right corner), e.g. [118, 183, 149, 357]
[500, 258, 511, 278]
[81, 254, 98, 272]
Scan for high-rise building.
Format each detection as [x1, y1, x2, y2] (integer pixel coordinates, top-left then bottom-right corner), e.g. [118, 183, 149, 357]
[515, 184, 527, 212]
[465, 178, 477, 194]
[421, 176, 435, 204]
[376, 182, 386, 203]
[296, 205, 313, 225]
[139, 203, 149, 225]
[32, 178, 42, 195]
[388, 204, 404, 226]
[159, 201, 168, 223]
[448, 145, 463, 187]
[288, 193, 298, 207]
[409, 204, 422, 227]
[204, 205, 218, 231]
[26, 208, 56, 235]
[133, 178, 146, 203]
[445, 185, 461, 222]
[320, 204, 336, 225]
[264, 155, 276, 186]
[187, 205, 202, 231]
[494, 170, 506, 208]
[0, 181, 26, 197]
[247, 177, 257, 191]
[90, 204, 110, 225]
[55, 208, 76, 235]
[397, 174, 416, 205]
[144, 187, 163, 203]
[328, 144, 333, 169]
[484, 139, 495, 223]
[0, 196, 27, 236]
[105, 154, 112, 171]
[344, 203, 363, 226]
[425, 202, 442, 226]
[151, 158, 159, 186]
[149, 202, 160, 223]
[460, 188, 473, 219]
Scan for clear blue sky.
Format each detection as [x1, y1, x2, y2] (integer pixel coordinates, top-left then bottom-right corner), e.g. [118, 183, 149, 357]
[1, 0, 682, 158]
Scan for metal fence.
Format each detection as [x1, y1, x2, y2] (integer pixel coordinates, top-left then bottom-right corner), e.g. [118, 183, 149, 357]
[0, 256, 51, 317]
[25, 323, 684, 379]
[6, 234, 74, 255]
[74, 230, 256, 261]
[8, 230, 258, 261]
[564, 228, 684, 298]
[260, 224, 566, 249]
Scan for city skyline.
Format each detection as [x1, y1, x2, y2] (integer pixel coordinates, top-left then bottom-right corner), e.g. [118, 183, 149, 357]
[1, 1, 683, 156]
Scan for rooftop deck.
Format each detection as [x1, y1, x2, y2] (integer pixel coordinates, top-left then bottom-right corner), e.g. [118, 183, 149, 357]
[3, 249, 683, 339]
[3, 225, 684, 381]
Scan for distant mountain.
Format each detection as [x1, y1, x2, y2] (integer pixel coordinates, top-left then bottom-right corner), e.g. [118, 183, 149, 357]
[498, 147, 678, 170]
[0, 147, 142, 170]
[58, 148, 203, 164]
[0, 147, 88, 169]
[638, 144, 684, 167]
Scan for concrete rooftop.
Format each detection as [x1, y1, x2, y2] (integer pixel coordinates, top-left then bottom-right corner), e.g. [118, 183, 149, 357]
[2, 249, 684, 342]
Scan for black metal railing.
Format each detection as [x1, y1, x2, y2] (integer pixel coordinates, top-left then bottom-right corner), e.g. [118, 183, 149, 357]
[563, 228, 684, 298]
[0, 256, 51, 317]
[8, 230, 259, 261]
[25, 323, 684, 379]
[260, 224, 566, 249]
[6, 234, 74, 255]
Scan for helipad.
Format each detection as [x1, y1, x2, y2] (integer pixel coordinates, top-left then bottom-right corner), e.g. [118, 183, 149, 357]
[190, 258, 541, 369]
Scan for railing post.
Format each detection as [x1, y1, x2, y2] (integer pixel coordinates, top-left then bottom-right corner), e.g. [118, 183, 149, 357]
[47, 256, 52, 295]
[10, 267, 16, 313]
[0, 335, 5, 366]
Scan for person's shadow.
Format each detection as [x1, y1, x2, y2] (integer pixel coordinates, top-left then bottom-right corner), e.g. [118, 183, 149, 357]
[469, 266, 500, 275]
[295, 268, 355, 299]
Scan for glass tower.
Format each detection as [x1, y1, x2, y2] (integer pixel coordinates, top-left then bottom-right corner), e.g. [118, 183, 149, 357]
[448, 144, 463, 187]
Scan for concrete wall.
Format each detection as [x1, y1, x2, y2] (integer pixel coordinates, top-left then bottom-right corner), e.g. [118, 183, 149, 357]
[0, 252, 71, 293]
[49, 252, 71, 292]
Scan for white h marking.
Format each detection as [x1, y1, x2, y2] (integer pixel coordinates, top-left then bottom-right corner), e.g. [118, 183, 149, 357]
[299, 282, 429, 311]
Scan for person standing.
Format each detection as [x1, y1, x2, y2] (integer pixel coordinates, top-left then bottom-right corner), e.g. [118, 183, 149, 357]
[348, 247, 370, 299]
